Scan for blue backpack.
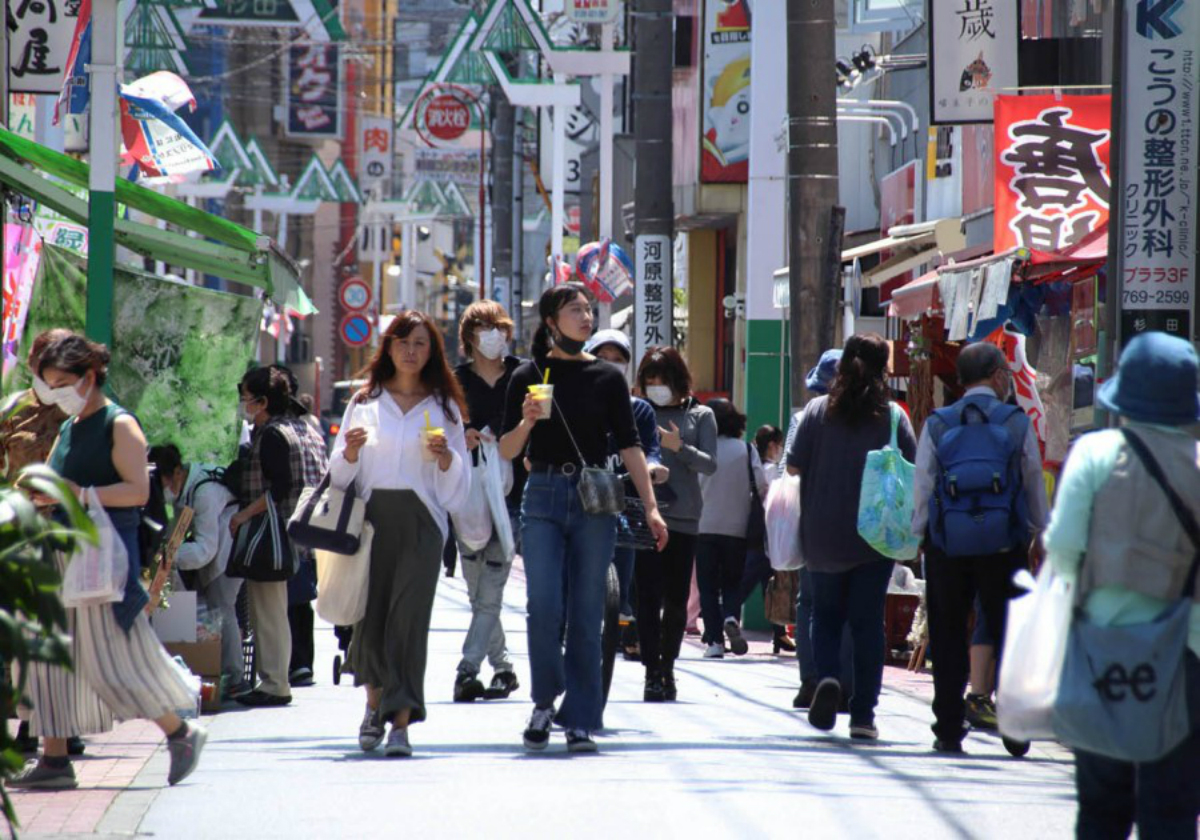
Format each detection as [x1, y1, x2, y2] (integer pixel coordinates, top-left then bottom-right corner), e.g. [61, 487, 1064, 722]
[928, 397, 1031, 557]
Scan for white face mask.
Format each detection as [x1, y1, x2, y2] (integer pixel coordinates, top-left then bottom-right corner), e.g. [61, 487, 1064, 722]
[163, 484, 178, 506]
[241, 400, 261, 423]
[646, 385, 674, 407]
[44, 379, 92, 417]
[476, 328, 508, 360]
[603, 360, 626, 376]
[31, 375, 54, 405]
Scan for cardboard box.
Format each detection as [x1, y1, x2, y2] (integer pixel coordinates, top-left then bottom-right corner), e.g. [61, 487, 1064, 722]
[151, 591, 198, 643]
[164, 640, 222, 679]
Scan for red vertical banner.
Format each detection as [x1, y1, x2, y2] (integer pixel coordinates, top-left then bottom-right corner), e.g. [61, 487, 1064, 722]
[993, 94, 1111, 254]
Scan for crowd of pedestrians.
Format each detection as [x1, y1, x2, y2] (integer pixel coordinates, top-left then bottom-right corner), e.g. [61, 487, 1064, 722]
[1, 293, 1196, 838]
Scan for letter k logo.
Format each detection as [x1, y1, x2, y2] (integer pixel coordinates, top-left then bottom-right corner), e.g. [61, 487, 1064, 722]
[1137, 0, 1184, 39]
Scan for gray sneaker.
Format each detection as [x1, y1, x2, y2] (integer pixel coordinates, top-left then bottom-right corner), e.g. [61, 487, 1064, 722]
[359, 704, 385, 751]
[384, 727, 412, 758]
[7, 758, 78, 790]
[167, 724, 208, 786]
[724, 618, 749, 655]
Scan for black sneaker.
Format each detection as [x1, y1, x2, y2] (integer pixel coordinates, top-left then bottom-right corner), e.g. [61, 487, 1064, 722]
[793, 680, 817, 709]
[807, 678, 841, 732]
[643, 674, 666, 703]
[67, 735, 85, 756]
[235, 689, 291, 707]
[662, 667, 677, 702]
[289, 667, 314, 687]
[724, 618, 749, 656]
[566, 729, 598, 753]
[358, 704, 385, 751]
[14, 722, 38, 754]
[483, 671, 519, 700]
[965, 693, 998, 731]
[454, 672, 486, 703]
[933, 738, 965, 755]
[523, 705, 555, 751]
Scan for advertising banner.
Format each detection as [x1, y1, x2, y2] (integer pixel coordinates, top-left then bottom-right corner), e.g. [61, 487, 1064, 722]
[2, 225, 42, 375]
[286, 43, 342, 138]
[1117, 0, 1200, 343]
[566, 0, 620, 24]
[414, 148, 482, 189]
[929, 0, 1019, 125]
[993, 94, 1111, 254]
[8, 0, 83, 94]
[701, 0, 751, 183]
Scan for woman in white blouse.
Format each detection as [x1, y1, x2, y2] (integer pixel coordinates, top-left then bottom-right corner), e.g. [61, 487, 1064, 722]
[329, 311, 471, 758]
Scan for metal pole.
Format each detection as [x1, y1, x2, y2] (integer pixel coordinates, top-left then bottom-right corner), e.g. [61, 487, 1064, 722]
[513, 106, 526, 343]
[786, 0, 840, 409]
[492, 94, 514, 312]
[551, 72, 567, 263]
[402, 221, 416, 310]
[1099, 0, 1127, 426]
[86, 0, 121, 346]
[478, 99, 487, 299]
[597, 21, 615, 329]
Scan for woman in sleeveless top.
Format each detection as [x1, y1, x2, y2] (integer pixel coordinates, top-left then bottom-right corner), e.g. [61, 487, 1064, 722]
[11, 334, 204, 790]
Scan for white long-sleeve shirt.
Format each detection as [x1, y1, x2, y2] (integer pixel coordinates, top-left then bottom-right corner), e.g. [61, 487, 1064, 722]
[328, 392, 471, 539]
[173, 463, 239, 602]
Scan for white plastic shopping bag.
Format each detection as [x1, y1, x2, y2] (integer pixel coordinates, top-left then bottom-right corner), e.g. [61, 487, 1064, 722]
[480, 440, 515, 560]
[315, 521, 374, 626]
[452, 457, 493, 552]
[996, 563, 1074, 741]
[62, 487, 129, 607]
[765, 474, 804, 571]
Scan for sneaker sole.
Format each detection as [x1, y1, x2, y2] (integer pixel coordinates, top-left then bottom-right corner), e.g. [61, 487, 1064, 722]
[384, 744, 413, 758]
[169, 727, 208, 786]
[523, 736, 549, 751]
[726, 629, 749, 656]
[808, 682, 840, 732]
[567, 741, 598, 754]
[10, 775, 78, 790]
[359, 733, 385, 751]
[849, 728, 879, 741]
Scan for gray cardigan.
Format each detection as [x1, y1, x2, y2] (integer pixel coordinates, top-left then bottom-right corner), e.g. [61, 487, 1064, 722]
[653, 398, 718, 534]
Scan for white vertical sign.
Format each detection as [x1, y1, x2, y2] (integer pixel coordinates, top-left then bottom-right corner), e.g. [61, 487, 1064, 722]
[358, 116, 393, 200]
[929, 0, 1018, 124]
[8, 0, 83, 94]
[1118, 0, 1200, 343]
[634, 234, 671, 366]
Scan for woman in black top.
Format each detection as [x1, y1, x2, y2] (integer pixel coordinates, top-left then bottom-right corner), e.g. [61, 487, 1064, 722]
[451, 300, 524, 703]
[501, 283, 667, 753]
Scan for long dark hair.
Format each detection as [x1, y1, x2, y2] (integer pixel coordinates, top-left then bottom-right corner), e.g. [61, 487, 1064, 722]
[754, 424, 783, 461]
[356, 309, 467, 424]
[827, 333, 890, 425]
[531, 282, 592, 359]
[240, 366, 291, 417]
[38, 333, 111, 386]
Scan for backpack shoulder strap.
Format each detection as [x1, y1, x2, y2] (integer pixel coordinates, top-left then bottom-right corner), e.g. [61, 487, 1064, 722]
[1122, 429, 1200, 596]
[987, 402, 1027, 449]
[745, 442, 762, 505]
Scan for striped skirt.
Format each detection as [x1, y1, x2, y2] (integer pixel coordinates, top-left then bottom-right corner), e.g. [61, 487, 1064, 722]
[28, 548, 197, 738]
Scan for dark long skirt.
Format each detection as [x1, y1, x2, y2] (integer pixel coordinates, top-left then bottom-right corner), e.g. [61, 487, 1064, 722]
[349, 490, 444, 724]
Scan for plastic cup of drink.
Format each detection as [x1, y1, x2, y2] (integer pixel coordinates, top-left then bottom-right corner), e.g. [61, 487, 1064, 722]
[420, 427, 445, 462]
[528, 384, 553, 420]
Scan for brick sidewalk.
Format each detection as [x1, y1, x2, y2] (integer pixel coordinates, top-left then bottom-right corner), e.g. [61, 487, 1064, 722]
[6, 719, 165, 837]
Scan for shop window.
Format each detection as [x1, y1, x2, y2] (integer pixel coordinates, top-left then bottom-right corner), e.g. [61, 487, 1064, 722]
[674, 16, 695, 68]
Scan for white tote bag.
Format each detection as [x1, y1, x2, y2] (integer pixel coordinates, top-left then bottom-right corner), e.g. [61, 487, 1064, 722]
[452, 458, 493, 552]
[765, 474, 804, 571]
[996, 563, 1074, 742]
[62, 487, 130, 607]
[315, 522, 374, 627]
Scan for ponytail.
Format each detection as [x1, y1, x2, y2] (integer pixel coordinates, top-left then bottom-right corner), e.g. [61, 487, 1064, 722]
[531, 323, 553, 360]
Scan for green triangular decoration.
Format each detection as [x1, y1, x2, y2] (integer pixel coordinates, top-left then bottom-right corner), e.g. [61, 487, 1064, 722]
[445, 50, 497, 86]
[406, 180, 447, 215]
[125, 2, 191, 77]
[327, 160, 362, 204]
[243, 139, 280, 188]
[482, 0, 538, 53]
[292, 156, 338, 202]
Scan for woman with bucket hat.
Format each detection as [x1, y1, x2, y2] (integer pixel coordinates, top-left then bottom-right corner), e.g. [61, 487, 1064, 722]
[1043, 331, 1199, 838]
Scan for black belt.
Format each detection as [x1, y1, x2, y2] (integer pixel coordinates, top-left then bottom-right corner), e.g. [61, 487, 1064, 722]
[528, 460, 579, 476]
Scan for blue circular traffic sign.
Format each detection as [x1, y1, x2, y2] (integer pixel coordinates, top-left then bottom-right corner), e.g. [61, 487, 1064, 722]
[340, 313, 372, 347]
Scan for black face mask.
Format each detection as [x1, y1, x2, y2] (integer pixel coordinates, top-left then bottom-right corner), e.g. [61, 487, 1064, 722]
[554, 332, 587, 356]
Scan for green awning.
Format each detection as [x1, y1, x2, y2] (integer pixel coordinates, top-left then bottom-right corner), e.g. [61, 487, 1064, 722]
[0, 127, 315, 315]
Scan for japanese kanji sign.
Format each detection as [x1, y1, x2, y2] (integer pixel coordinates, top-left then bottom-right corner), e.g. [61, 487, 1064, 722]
[994, 94, 1112, 254]
[8, 0, 82, 94]
[566, 0, 620, 24]
[286, 43, 342, 138]
[1117, 0, 1199, 343]
[358, 116, 392, 199]
[634, 234, 672, 366]
[929, 0, 1018, 124]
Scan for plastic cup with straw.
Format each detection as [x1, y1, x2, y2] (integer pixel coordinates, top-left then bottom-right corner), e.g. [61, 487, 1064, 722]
[528, 368, 553, 420]
[420, 409, 445, 462]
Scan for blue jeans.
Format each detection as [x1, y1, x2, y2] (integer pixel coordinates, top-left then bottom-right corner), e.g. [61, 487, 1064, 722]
[613, 546, 636, 618]
[521, 472, 617, 732]
[809, 560, 892, 725]
[797, 568, 855, 695]
[1074, 652, 1200, 839]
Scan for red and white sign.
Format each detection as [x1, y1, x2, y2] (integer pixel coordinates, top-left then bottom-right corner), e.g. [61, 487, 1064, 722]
[339, 278, 371, 312]
[994, 94, 1111, 254]
[359, 116, 393, 199]
[423, 94, 470, 143]
[566, 0, 620, 24]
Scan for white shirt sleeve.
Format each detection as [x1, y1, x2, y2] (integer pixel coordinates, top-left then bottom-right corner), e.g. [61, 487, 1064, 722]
[430, 413, 471, 514]
[328, 399, 361, 491]
[910, 426, 938, 538]
[750, 446, 769, 498]
[1021, 422, 1050, 531]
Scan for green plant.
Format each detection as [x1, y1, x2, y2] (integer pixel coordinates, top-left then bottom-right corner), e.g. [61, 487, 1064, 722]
[0, 432, 96, 835]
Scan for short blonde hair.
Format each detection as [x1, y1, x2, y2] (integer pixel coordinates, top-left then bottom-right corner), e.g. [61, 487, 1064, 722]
[459, 300, 515, 357]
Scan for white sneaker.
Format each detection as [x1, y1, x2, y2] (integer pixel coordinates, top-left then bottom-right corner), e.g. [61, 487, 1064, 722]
[384, 726, 412, 757]
[703, 642, 725, 659]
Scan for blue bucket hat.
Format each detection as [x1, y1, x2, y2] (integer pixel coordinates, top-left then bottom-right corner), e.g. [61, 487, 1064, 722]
[1097, 332, 1200, 426]
[806, 349, 843, 395]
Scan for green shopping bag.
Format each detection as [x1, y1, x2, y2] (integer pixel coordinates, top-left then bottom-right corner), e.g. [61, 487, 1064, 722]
[857, 404, 920, 561]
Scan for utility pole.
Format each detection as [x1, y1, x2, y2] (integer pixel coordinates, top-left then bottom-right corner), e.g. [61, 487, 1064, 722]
[632, 0, 674, 364]
[786, 0, 840, 408]
[86, 0, 121, 347]
[491, 94, 515, 314]
[513, 106, 526, 343]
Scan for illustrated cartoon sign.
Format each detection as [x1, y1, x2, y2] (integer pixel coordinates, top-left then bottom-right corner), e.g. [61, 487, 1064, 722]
[929, 0, 1018, 125]
[701, 0, 751, 183]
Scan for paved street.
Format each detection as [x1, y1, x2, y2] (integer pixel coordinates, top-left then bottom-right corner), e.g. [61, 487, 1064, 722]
[13, 561, 1080, 839]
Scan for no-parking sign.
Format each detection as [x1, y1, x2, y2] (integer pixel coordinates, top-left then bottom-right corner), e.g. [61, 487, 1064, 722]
[340, 313, 372, 347]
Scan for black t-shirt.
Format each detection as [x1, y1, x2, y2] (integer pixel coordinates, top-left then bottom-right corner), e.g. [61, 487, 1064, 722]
[503, 357, 638, 468]
[456, 356, 526, 507]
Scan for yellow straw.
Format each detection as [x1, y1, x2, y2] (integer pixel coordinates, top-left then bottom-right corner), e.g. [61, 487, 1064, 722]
[542, 367, 550, 384]
[424, 410, 431, 430]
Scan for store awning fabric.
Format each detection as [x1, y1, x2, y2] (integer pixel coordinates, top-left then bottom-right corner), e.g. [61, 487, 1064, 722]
[0, 128, 314, 315]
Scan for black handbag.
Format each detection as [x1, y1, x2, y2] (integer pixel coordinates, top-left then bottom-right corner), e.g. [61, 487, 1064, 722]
[227, 494, 296, 582]
[745, 443, 767, 552]
[287, 472, 366, 556]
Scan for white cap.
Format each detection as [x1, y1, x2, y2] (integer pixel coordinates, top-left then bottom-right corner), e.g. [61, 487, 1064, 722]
[584, 328, 632, 360]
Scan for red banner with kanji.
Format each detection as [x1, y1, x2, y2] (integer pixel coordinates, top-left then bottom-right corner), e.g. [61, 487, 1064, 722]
[994, 94, 1112, 254]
